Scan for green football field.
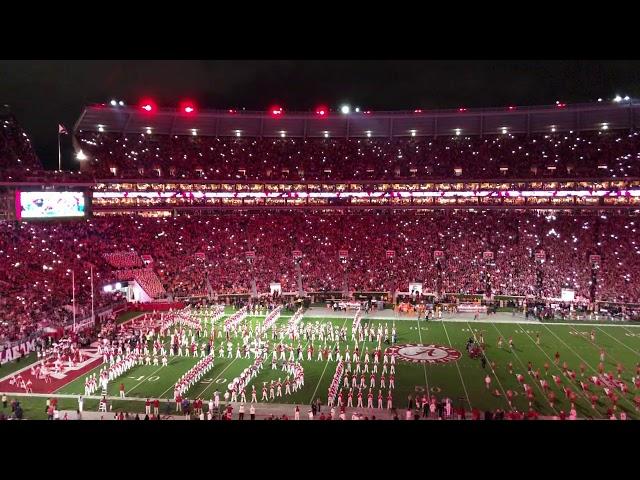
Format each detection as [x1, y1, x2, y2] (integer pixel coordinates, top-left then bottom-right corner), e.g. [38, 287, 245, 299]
[51, 308, 640, 420]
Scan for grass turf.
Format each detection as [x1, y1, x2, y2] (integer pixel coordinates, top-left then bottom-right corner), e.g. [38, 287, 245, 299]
[50, 309, 640, 420]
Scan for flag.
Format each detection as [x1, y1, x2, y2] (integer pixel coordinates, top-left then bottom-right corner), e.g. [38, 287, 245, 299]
[58, 124, 68, 135]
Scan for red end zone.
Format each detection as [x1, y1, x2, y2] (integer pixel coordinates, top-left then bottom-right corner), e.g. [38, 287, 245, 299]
[0, 347, 103, 394]
[0, 313, 148, 395]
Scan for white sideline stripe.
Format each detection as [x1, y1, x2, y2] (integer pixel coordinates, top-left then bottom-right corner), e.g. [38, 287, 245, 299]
[440, 321, 472, 409]
[300, 314, 640, 328]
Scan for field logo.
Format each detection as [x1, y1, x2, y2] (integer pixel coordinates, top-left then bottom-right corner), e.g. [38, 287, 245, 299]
[387, 344, 461, 364]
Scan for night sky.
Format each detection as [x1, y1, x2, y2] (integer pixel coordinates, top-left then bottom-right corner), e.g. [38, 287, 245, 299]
[1, 60, 639, 170]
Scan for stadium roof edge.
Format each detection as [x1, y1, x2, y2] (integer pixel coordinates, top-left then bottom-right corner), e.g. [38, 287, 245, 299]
[74, 101, 640, 138]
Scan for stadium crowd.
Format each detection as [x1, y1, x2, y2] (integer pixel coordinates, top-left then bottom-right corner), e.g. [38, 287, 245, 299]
[73, 130, 640, 180]
[1, 210, 639, 344]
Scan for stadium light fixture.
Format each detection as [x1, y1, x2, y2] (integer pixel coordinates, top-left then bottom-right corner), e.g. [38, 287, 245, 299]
[455, 128, 462, 136]
[324, 131, 329, 138]
[366, 130, 372, 137]
[614, 95, 622, 103]
[340, 105, 351, 114]
[501, 127, 508, 134]
[75, 150, 87, 161]
[624, 96, 630, 101]
[191, 129, 198, 136]
[601, 123, 609, 130]
[550, 125, 557, 132]
[280, 131, 286, 137]
[235, 130, 241, 137]
[179, 100, 197, 114]
[110, 99, 117, 106]
[145, 127, 153, 134]
[119, 101, 125, 106]
[597, 98, 603, 102]
[103, 285, 113, 293]
[355, 107, 360, 113]
[269, 105, 284, 116]
[414, 109, 423, 113]
[139, 98, 157, 113]
[315, 105, 328, 116]
[410, 130, 417, 137]
[97, 124, 105, 132]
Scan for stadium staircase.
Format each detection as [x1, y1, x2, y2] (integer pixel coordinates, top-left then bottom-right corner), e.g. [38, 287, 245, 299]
[104, 250, 165, 299]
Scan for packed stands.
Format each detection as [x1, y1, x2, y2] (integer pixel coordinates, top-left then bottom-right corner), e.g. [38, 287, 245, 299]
[1, 210, 639, 344]
[0, 114, 42, 176]
[76, 131, 640, 180]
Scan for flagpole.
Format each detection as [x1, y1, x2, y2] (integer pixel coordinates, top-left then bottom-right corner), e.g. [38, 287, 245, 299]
[58, 131, 61, 171]
[72, 270, 76, 332]
[91, 265, 95, 327]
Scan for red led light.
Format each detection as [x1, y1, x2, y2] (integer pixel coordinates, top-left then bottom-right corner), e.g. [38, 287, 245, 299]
[139, 99, 157, 113]
[179, 100, 197, 114]
[269, 105, 284, 116]
[315, 105, 328, 116]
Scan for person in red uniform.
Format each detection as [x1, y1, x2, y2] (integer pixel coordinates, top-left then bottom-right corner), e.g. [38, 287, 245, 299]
[506, 389, 514, 406]
[527, 390, 535, 407]
[120, 383, 126, 398]
[153, 399, 160, 416]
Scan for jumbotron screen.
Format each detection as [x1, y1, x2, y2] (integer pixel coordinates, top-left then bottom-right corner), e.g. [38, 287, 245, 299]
[17, 191, 86, 219]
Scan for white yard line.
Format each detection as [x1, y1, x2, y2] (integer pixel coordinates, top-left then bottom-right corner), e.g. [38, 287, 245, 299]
[440, 321, 472, 409]
[412, 313, 430, 395]
[539, 322, 637, 412]
[127, 364, 167, 395]
[467, 322, 512, 411]
[515, 323, 601, 416]
[177, 357, 237, 400]
[488, 322, 557, 415]
[308, 317, 349, 404]
[594, 326, 640, 357]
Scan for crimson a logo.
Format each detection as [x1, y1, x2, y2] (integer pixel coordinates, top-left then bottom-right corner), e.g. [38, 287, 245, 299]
[386, 344, 461, 364]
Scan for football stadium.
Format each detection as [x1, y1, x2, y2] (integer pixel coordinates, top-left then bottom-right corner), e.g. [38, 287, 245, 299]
[1, 62, 640, 421]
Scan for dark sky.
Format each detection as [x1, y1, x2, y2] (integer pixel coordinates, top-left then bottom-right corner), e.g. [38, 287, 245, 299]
[1, 60, 639, 170]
